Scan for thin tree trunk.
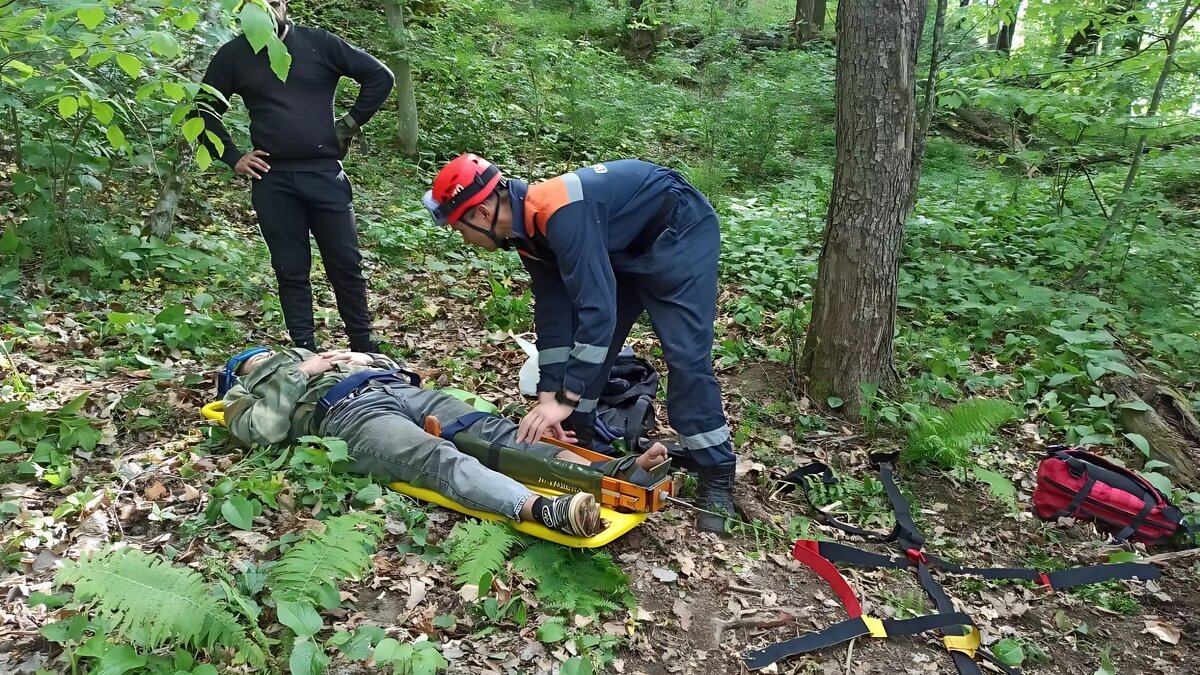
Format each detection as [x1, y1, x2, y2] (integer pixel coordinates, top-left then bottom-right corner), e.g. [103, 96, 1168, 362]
[1071, 0, 1197, 283]
[795, 0, 816, 43]
[148, 141, 192, 240]
[994, 0, 1020, 52]
[802, 0, 924, 418]
[813, 0, 827, 30]
[908, 0, 948, 214]
[384, 0, 419, 160]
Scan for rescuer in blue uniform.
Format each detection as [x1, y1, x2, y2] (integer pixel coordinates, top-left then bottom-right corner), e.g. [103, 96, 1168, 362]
[422, 154, 737, 535]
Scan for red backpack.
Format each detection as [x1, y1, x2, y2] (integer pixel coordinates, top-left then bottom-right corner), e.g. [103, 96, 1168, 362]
[1033, 446, 1189, 545]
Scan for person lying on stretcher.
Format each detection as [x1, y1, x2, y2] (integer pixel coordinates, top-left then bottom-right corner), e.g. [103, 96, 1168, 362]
[220, 347, 669, 538]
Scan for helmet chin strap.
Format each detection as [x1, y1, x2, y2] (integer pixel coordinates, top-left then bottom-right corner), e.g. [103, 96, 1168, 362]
[463, 196, 512, 250]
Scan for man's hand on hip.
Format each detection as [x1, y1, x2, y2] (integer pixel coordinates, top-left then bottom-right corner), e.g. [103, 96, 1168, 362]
[235, 150, 271, 179]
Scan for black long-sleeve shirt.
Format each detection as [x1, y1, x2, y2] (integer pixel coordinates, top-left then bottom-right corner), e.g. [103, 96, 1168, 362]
[197, 24, 394, 171]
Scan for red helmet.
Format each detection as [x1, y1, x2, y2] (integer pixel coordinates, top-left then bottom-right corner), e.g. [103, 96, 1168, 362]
[422, 154, 503, 226]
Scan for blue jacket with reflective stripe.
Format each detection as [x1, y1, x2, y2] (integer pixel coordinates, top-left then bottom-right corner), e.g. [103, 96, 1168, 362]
[509, 159, 685, 395]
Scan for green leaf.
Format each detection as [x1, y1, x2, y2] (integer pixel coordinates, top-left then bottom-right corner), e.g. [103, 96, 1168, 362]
[1107, 551, 1140, 563]
[1099, 361, 1135, 377]
[826, 396, 844, 409]
[1124, 433, 1150, 456]
[58, 96, 79, 119]
[1086, 362, 1105, 381]
[116, 53, 142, 80]
[1047, 372, 1077, 386]
[288, 637, 328, 675]
[354, 483, 382, 505]
[182, 116, 205, 143]
[196, 144, 213, 171]
[1139, 471, 1173, 495]
[0, 440, 23, 455]
[172, 11, 200, 30]
[27, 591, 69, 609]
[266, 36, 293, 82]
[322, 438, 349, 463]
[106, 124, 127, 151]
[239, 4, 275, 52]
[276, 600, 322, 638]
[411, 642, 448, 675]
[561, 656, 594, 675]
[536, 621, 567, 644]
[95, 643, 146, 675]
[63, 392, 90, 415]
[1094, 647, 1116, 675]
[77, 6, 106, 29]
[1144, 460, 1171, 471]
[155, 303, 187, 325]
[972, 467, 1016, 510]
[992, 638, 1024, 667]
[149, 32, 181, 58]
[221, 495, 255, 530]
[1085, 395, 1109, 408]
[162, 82, 186, 101]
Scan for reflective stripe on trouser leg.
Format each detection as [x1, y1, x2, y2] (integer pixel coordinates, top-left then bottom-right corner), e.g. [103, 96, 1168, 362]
[635, 196, 729, 467]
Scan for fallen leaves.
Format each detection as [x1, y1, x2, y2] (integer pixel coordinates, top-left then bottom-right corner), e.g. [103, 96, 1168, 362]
[1142, 616, 1182, 645]
[672, 599, 692, 631]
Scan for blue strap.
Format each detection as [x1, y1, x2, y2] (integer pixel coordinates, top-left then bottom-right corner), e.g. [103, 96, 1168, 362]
[439, 411, 494, 441]
[318, 369, 414, 413]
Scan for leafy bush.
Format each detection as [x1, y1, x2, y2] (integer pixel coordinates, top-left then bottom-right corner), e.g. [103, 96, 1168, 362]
[903, 398, 1022, 469]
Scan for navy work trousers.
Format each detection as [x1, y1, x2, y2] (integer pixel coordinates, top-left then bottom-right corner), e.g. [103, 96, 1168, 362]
[572, 187, 735, 469]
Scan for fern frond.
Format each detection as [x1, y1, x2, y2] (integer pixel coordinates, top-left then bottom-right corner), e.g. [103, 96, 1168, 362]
[903, 398, 1021, 469]
[56, 546, 244, 652]
[513, 543, 633, 618]
[447, 520, 518, 586]
[267, 513, 382, 606]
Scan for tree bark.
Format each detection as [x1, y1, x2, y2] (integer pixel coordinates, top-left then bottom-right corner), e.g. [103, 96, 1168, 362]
[1071, 0, 1197, 283]
[794, 0, 816, 43]
[1113, 380, 1200, 491]
[801, 0, 924, 418]
[813, 0, 827, 31]
[384, 0, 419, 160]
[908, 0, 948, 213]
[148, 141, 192, 240]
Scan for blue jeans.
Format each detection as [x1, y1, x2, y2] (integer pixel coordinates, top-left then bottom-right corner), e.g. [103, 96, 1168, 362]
[322, 383, 562, 519]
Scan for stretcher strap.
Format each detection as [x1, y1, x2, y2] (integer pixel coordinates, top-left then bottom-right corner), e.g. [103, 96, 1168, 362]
[741, 612, 975, 671]
[439, 411, 494, 441]
[807, 541, 1160, 588]
[790, 540, 863, 618]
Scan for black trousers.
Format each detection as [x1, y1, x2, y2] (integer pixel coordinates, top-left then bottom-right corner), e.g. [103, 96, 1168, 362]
[250, 169, 373, 350]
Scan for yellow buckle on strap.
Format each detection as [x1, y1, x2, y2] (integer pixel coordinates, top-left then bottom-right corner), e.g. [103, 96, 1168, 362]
[942, 626, 980, 657]
[861, 616, 888, 639]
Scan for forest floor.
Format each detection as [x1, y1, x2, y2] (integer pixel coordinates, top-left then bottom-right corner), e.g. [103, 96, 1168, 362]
[1, 203, 1197, 675]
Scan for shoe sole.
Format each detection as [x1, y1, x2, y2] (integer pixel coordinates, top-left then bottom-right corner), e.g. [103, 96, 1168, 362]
[568, 493, 602, 537]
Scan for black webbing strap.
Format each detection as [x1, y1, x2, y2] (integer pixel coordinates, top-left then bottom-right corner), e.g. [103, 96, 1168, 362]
[742, 613, 975, 671]
[779, 463, 899, 542]
[1116, 489, 1159, 542]
[812, 541, 1160, 588]
[874, 454, 925, 550]
[1054, 475, 1097, 520]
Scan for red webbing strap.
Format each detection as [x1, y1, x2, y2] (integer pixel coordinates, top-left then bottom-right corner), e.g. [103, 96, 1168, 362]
[792, 539, 863, 618]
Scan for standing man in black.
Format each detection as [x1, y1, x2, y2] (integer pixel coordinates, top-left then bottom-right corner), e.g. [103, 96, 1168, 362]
[197, 0, 394, 353]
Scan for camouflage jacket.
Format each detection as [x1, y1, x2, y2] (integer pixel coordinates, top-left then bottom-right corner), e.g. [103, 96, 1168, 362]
[221, 348, 403, 446]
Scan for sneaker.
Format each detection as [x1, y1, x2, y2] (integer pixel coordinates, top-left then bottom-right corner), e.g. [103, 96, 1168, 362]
[538, 493, 602, 537]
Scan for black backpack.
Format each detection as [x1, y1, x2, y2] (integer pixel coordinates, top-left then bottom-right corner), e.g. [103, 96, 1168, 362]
[593, 347, 659, 453]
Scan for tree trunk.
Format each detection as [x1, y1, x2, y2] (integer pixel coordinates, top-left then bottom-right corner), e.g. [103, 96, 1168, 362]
[1112, 379, 1200, 491]
[813, 0, 827, 30]
[147, 141, 192, 240]
[801, 0, 924, 418]
[1071, 0, 1197, 283]
[993, 0, 1020, 52]
[794, 0, 816, 43]
[384, 0, 419, 160]
[908, 0, 948, 214]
